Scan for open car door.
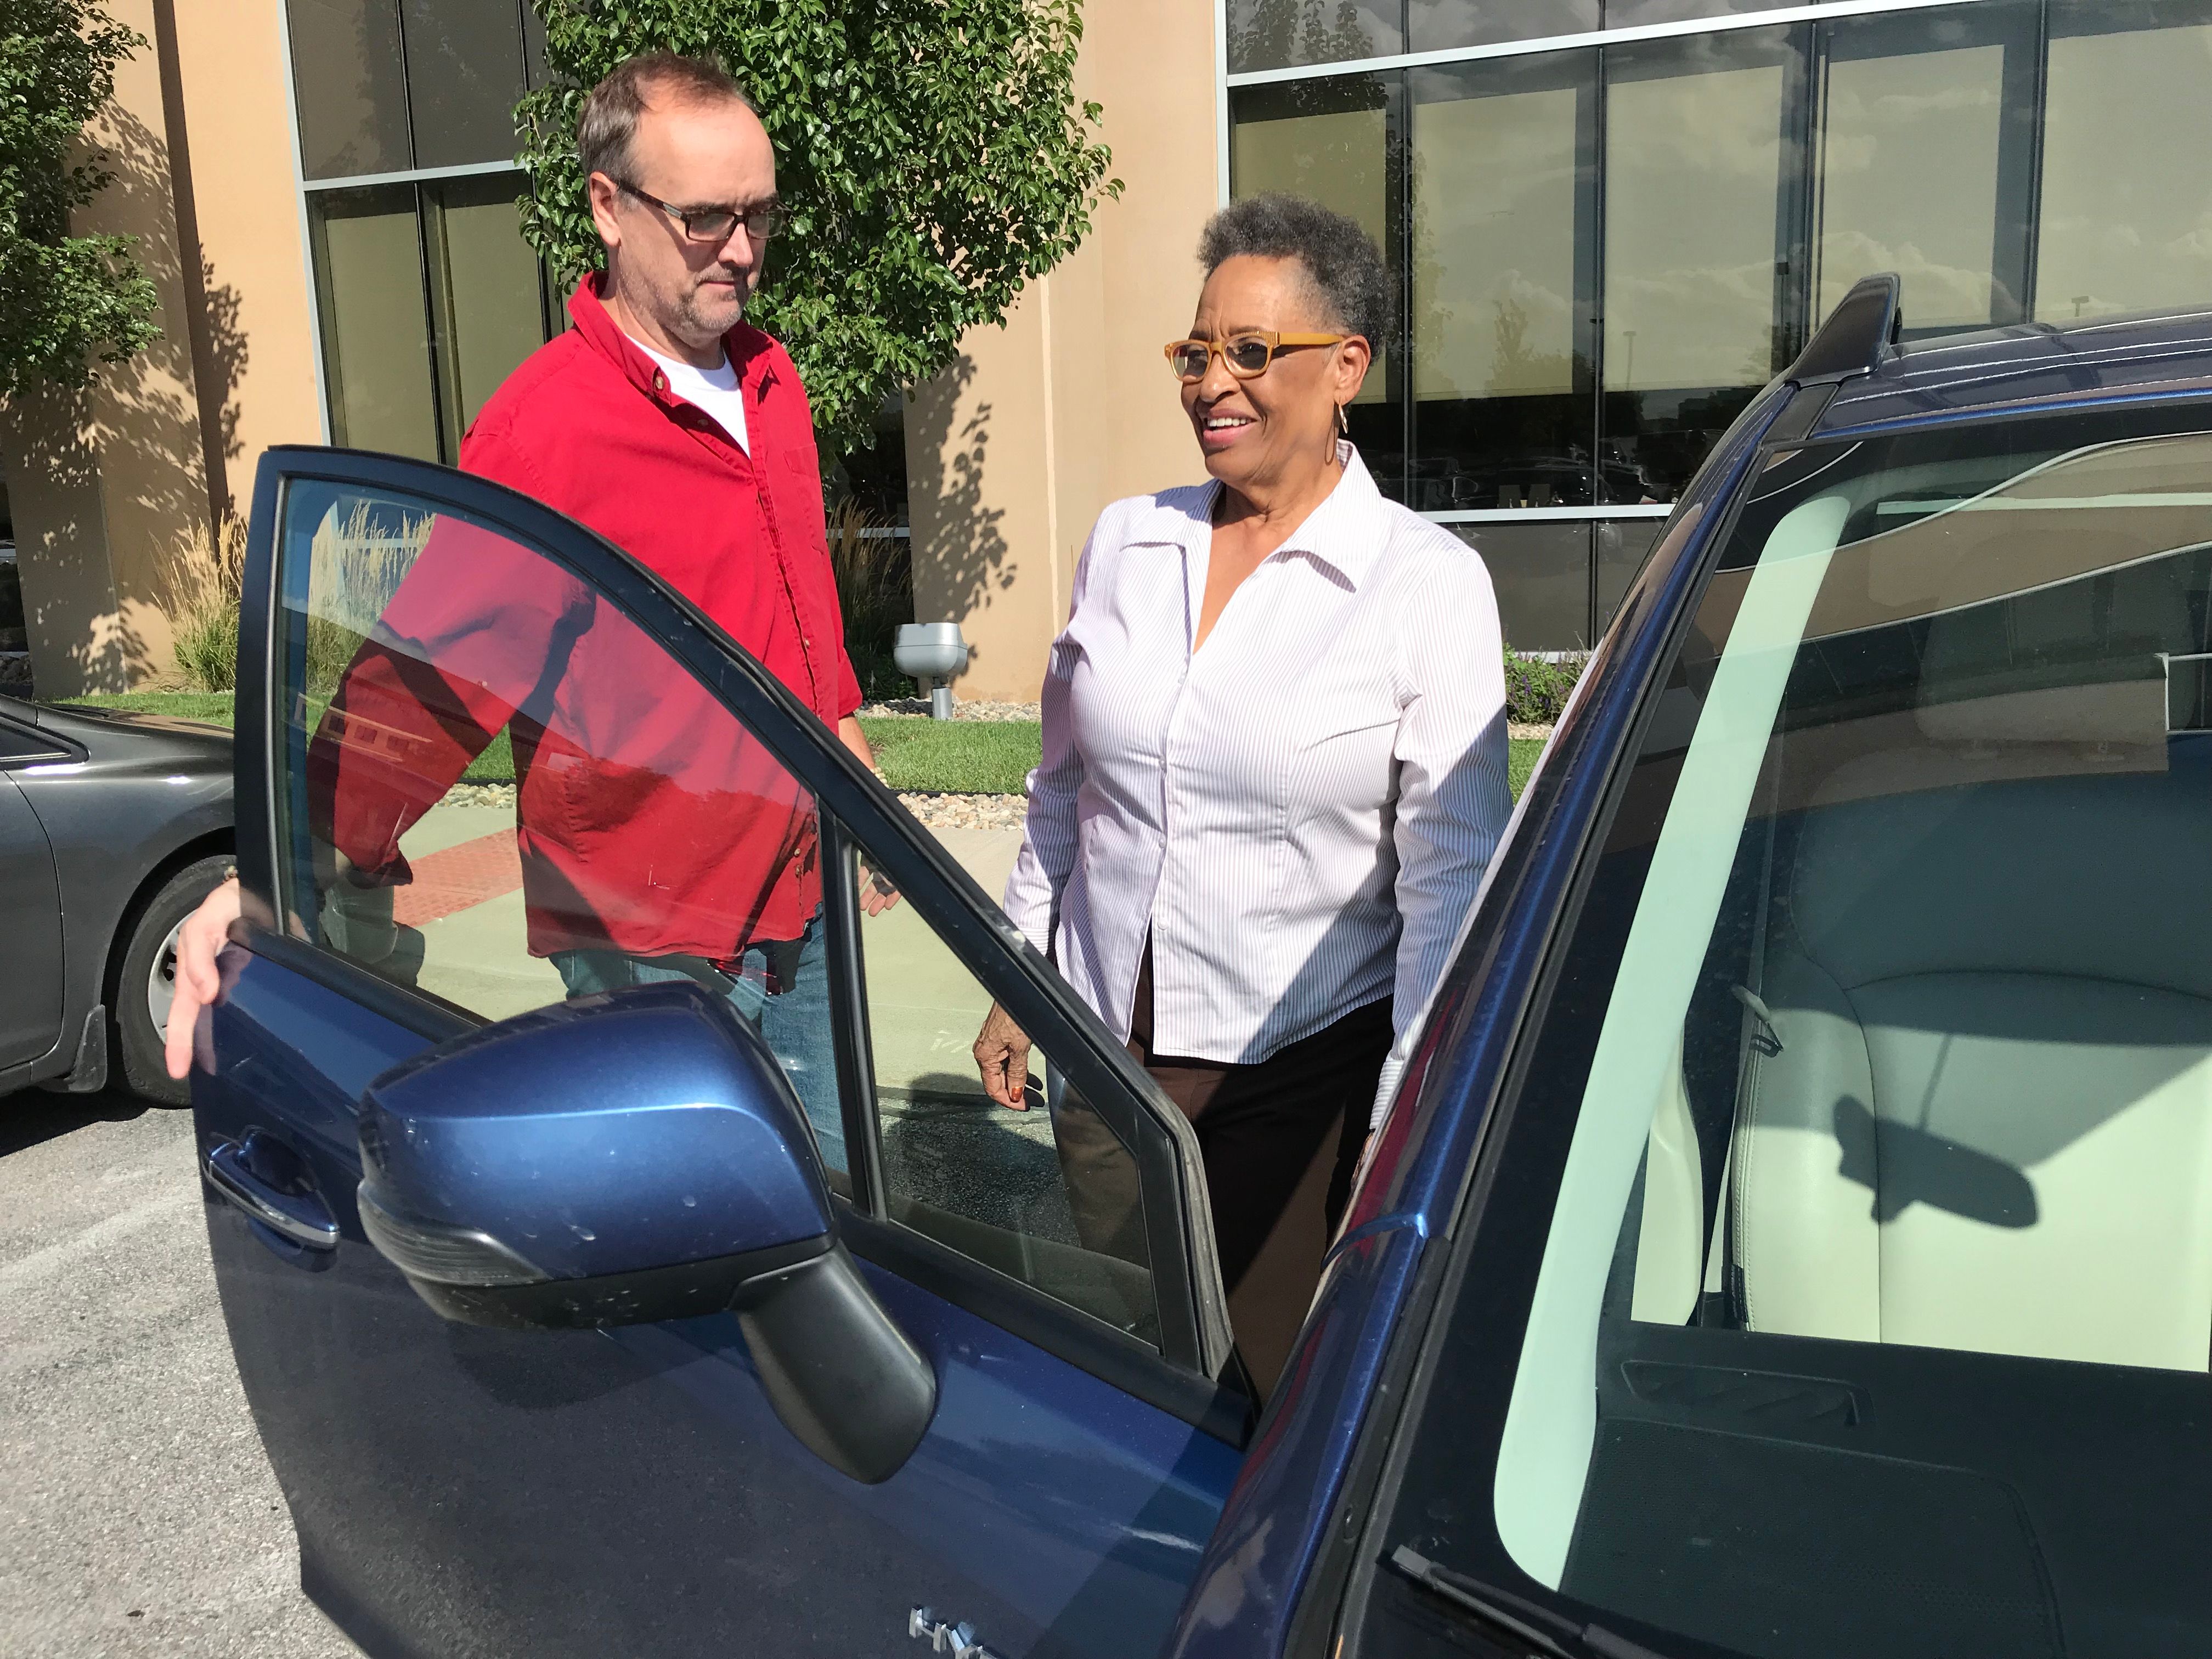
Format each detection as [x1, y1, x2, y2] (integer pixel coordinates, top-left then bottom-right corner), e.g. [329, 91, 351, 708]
[194, 447, 1246, 1659]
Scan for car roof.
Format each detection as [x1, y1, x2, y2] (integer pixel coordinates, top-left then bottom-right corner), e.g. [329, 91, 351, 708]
[1816, 306, 2212, 435]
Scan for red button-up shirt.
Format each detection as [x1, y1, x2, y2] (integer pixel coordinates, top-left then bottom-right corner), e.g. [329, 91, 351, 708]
[309, 275, 861, 960]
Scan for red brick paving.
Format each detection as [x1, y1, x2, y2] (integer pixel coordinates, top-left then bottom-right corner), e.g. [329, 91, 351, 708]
[391, 830, 524, 927]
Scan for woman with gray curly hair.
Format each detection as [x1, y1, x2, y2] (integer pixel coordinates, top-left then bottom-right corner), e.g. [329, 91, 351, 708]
[974, 193, 1511, 1386]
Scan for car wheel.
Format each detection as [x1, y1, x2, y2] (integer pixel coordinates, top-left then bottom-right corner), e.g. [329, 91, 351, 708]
[112, 854, 233, 1105]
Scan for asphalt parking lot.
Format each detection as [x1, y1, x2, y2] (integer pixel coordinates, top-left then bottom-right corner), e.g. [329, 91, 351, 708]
[0, 1088, 359, 1659]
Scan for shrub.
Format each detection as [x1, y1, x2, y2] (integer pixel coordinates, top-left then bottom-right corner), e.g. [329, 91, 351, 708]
[826, 496, 914, 701]
[160, 516, 245, 692]
[1503, 647, 1587, 726]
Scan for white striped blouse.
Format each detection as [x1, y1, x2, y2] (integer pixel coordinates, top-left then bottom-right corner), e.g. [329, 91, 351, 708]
[1001, 444, 1513, 1122]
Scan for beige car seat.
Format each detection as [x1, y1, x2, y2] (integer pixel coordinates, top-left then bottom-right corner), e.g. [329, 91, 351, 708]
[1730, 758, 2212, 1371]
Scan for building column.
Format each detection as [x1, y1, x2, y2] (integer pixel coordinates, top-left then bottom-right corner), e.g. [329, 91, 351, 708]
[901, 0, 1221, 704]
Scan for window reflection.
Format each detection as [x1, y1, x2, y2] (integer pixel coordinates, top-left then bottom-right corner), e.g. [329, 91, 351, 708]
[1602, 29, 1801, 503]
[1231, 75, 1408, 499]
[1409, 0, 1599, 52]
[2035, 1, 2212, 321]
[424, 176, 556, 457]
[1605, 0, 1802, 24]
[310, 177, 556, 467]
[400, 0, 526, 170]
[309, 185, 438, 461]
[1815, 4, 2035, 330]
[1227, 0, 1402, 75]
[288, 0, 410, 180]
[1596, 517, 1663, 631]
[1459, 521, 1594, 651]
[1410, 52, 1597, 512]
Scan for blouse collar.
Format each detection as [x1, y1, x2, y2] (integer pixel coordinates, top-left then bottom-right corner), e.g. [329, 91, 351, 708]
[1141, 442, 1391, 589]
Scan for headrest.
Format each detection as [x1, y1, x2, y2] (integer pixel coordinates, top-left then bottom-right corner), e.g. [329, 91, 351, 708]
[1785, 764, 2212, 1005]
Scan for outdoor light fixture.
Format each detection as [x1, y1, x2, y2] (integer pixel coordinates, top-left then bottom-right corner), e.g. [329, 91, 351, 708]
[894, 622, 969, 720]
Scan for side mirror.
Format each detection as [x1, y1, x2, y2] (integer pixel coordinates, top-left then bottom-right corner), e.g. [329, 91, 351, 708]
[354, 981, 935, 1483]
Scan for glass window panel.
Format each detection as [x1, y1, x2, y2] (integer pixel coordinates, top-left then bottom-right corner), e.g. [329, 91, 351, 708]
[523, 0, 551, 90]
[1411, 53, 1598, 513]
[2036, 2, 2212, 323]
[424, 174, 552, 459]
[1815, 5, 2034, 331]
[272, 480, 851, 1176]
[400, 0, 526, 169]
[1602, 29, 1799, 504]
[1409, 0, 1598, 52]
[1595, 516, 1662, 629]
[309, 185, 439, 462]
[1231, 75, 1407, 497]
[1227, 0, 1401, 75]
[287, 0, 410, 179]
[1607, 0, 1801, 24]
[1458, 521, 1592, 651]
[844, 827, 1159, 1346]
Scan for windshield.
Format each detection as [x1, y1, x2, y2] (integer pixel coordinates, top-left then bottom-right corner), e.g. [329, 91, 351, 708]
[1367, 401, 2212, 1659]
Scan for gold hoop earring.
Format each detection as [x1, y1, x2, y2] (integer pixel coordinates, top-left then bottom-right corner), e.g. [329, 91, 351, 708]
[1335, 402, 1350, 439]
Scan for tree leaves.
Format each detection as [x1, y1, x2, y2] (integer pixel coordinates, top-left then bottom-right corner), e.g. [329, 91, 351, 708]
[515, 0, 1119, 458]
[0, 0, 159, 396]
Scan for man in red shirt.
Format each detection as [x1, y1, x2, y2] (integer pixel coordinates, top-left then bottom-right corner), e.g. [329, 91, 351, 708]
[165, 52, 887, 1168]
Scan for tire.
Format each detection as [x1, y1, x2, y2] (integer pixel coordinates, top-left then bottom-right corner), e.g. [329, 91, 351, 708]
[112, 853, 233, 1105]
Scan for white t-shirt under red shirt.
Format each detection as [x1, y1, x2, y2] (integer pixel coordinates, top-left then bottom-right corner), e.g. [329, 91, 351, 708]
[636, 341, 751, 455]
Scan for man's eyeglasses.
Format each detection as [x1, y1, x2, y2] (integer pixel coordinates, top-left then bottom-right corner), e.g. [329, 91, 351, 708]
[616, 179, 787, 245]
[1164, 330, 1349, 382]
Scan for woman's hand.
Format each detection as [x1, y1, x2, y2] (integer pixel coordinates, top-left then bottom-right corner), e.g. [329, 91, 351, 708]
[973, 1001, 1035, 1110]
[165, 875, 242, 1080]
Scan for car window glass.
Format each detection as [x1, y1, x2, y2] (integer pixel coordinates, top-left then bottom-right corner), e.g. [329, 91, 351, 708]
[1375, 407, 2212, 1659]
[268, 479, 851, 1177]
[841, 821, 1160, 1350]
[0, 712, 56, 760]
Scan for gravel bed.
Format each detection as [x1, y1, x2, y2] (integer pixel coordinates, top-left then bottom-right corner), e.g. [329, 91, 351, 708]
[447, 782, 518, 809]
[1509, 723, 1554, 742]
[860, 698, 1041, 722]
[894, 792, 1029, 832]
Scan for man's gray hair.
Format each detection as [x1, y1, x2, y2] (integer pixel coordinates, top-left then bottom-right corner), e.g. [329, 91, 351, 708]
[577, 51, 759, 184]
[1198, 193, 1392, 351]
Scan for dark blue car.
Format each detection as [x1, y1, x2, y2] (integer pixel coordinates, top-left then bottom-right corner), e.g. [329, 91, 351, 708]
[199, 276, 2212, 1659]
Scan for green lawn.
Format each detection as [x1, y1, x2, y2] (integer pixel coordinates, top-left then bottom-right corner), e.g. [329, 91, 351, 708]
[856, 716, 1039, 795]
[54, 695, 1548, 802]
[61, 690, 237, 724]
[1508, 736, 1542, 800]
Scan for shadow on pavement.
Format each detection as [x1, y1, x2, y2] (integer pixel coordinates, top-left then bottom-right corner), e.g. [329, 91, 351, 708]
[0, 1085, 162, 1159]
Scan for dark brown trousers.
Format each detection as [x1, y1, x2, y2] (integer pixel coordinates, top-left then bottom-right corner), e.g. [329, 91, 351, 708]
[1127, 945, 1391, 1394]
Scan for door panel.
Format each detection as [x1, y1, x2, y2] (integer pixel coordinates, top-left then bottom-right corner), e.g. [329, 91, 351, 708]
[202, 448, 1240, 1659]
[0, 771, 62, 1069]
[206, 951, 1233, 1658]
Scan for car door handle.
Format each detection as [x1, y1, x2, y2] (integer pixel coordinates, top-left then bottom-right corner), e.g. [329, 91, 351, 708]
[201, 1139, 340, 1250]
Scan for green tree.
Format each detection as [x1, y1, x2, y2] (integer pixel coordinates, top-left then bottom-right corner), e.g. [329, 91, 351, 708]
[517, 0, 1119, 459]
[0, 0, 159, 397]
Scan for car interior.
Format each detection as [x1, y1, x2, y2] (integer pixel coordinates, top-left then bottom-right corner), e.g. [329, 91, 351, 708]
[1497, 426, 2212, 1658]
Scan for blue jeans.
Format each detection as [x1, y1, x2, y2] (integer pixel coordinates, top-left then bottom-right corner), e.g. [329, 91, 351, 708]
[549, 909, 845, 1176]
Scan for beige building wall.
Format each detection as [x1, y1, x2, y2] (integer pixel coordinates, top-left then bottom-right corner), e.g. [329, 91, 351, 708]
[166, 0, 328, 507]
[0, 0, 317, 696]
[907, 0, 1221, 702]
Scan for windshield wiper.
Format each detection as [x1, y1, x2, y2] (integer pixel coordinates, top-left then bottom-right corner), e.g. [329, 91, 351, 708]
[1387, 1547, 1667, 1659]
